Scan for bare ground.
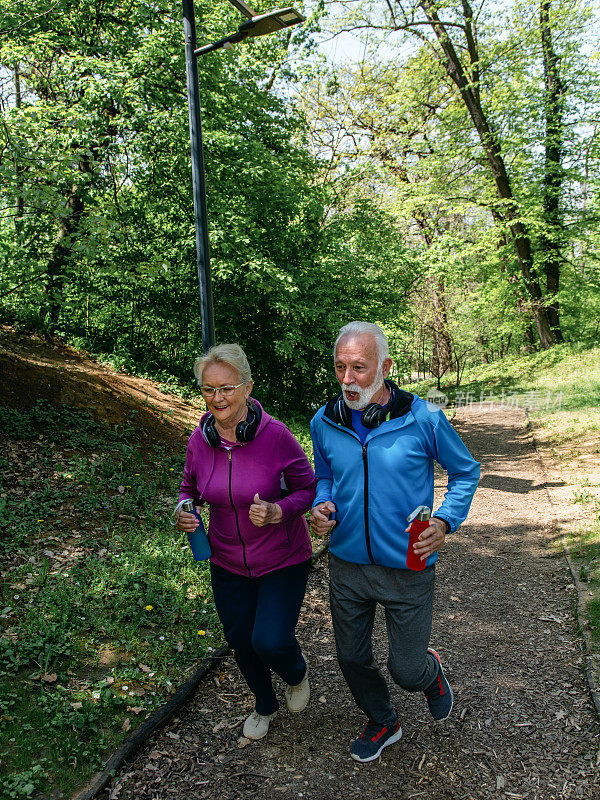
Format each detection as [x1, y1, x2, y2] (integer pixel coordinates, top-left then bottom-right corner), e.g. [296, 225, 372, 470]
[0, 325, 202, 446]
[104, 409, 600, 800]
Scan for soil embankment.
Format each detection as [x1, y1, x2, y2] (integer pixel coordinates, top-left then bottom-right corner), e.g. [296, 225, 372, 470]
[0, 326, 202, 446]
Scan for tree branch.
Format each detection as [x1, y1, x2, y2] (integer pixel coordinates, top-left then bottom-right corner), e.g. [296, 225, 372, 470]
[0, 0, 61, 35]
[0, 271, 47, 298]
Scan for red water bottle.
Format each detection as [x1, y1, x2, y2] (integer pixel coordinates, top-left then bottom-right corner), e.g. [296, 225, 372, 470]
[406, 506, 431, 571]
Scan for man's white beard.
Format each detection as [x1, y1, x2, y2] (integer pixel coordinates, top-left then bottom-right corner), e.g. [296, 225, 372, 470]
[342, 368, 385, 411]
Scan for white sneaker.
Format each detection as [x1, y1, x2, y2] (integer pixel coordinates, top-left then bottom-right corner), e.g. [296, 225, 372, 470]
[243, 710, 277, 740]
[285, 664, 310, 713]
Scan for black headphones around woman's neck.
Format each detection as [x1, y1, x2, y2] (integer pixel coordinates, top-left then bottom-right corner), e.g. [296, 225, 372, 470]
[201, 399, 261, 448]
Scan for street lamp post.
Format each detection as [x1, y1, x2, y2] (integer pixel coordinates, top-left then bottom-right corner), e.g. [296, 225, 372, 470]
[182, 0, 305, 353]
[182, 0, 213, 355]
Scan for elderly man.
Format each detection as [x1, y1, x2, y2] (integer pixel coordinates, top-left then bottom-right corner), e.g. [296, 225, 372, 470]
[310, 321, 480, 762]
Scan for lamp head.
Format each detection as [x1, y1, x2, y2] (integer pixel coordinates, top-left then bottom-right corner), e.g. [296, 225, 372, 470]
[239, 8, 305, 36]
[194, 5, 305, 56]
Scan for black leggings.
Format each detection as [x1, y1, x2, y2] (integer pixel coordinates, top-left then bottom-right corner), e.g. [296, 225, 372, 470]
[210, 559, 311, 715]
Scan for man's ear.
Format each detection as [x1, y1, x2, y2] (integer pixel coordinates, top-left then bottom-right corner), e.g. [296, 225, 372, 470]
[382, 357, 393, 379]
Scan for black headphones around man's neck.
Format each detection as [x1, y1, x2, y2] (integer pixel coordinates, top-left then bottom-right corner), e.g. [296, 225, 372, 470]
[202, 399, 261, 448]
[328, 379, 413, 429]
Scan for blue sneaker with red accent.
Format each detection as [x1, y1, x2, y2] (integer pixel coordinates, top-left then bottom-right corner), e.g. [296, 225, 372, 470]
[350, 715, 402, 762]
[424, 647, 453, 721]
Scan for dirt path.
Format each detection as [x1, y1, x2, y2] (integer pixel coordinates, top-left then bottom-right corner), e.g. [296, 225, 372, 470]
[100, 407, 600, 800]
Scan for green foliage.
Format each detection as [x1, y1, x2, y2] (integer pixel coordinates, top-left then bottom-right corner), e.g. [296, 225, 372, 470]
[0, 401, 218, 793]
[0, 765, 45, 800]
[6, 0, 599, 396]
[305, 0, 600, 363]
[588, 597, 600, 646]
[0, 0, 417, 416]
[566, 519, 600, 643]
[0, 624, 73, 675]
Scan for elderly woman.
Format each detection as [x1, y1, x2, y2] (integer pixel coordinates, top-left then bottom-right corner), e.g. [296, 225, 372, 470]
[176, 344, 316, 740]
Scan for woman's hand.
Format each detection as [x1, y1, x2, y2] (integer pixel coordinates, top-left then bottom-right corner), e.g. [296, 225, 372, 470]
[249, 493, 283, 527]
[176, 509, 201, 533]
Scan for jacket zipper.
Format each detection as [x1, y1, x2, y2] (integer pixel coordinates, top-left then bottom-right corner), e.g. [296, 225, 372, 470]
[362, 442, 375, 564]
[323, 418, 376, 565]
[227, 449, 250, 576]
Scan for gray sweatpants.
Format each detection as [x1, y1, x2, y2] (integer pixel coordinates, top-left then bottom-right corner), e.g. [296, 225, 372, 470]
[329, 553, 438, 725]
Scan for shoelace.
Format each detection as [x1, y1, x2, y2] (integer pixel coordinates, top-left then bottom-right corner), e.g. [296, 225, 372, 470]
[361, 721, 389, 742]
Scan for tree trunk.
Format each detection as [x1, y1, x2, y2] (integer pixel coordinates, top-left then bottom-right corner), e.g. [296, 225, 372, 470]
[130, 290, 135, 351]
[431, 276, 453, 384]
[418, 0, 557, 349]
[411, 213, 454, 380]
[523, 314, 536, 351]
[13, 64, 24, 235]
[43, 182, 85, 329]
[539, 0, 565, 342]
[41, 100, 116, 329]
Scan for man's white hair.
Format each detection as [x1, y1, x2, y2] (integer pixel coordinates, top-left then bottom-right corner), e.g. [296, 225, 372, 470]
[334, 321, 389, 367]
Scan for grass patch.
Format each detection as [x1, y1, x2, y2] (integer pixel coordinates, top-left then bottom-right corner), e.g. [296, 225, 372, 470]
[407, 342, 600, 416]
[0, 401, 219, 796]
[564, 498, 600, 646]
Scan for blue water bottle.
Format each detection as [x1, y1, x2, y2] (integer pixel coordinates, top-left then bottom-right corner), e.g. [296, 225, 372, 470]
[176, 499, 212, 561]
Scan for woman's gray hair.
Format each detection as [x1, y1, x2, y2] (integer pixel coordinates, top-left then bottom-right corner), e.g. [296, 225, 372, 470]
[334, 321, 389, 367]
[193, 343, 252, 386]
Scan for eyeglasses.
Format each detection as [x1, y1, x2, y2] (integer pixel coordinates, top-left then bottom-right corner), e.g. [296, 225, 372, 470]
[200, 383, 245, 398]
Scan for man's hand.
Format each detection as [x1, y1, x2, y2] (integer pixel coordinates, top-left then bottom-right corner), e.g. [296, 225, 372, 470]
[176, 508, 200, 533]
[309, 501, 337, 538]
[249, 493, 283, 527]
[406, 516, 447, 561]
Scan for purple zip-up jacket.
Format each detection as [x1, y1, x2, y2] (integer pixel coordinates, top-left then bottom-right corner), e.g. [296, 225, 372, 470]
[179, 400, 316, 577]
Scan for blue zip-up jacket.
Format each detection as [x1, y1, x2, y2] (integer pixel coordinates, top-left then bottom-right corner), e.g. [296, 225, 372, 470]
[310, 390, 480, 569]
